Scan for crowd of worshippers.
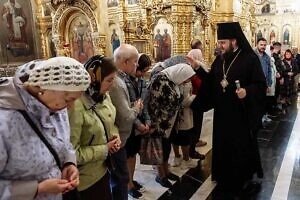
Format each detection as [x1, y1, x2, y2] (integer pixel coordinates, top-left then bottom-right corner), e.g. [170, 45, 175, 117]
[0, 21, 297, 200]
[254, 38, 300, 123]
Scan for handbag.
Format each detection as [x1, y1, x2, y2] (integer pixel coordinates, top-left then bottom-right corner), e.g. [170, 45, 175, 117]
[18, 110, 81, 200]
[139, 134, 163, 165]
[91, 107, 117, 172]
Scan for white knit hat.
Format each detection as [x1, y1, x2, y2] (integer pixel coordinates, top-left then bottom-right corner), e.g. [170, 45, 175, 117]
[16, 57, 91, 92]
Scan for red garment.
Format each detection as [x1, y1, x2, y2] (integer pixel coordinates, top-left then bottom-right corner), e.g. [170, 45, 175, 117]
[191, 75, 202, 95]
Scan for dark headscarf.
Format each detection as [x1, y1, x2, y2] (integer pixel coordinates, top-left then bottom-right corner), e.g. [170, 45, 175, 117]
[217, 22, 253, 53]
[84, 55, 117, 102]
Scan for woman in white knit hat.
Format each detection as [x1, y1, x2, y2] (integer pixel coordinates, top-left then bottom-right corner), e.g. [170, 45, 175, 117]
[0, 57, 90, 200]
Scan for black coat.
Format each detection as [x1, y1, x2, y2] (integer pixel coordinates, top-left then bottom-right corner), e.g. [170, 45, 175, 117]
[195, 49, 267, 186]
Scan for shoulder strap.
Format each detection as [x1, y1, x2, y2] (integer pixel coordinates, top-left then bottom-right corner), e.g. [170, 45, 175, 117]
[18, 110, 62, 170]
[91, 107, 110, 143]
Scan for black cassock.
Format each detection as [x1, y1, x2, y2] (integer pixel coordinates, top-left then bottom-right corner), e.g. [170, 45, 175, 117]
[192, 49, 267, 187]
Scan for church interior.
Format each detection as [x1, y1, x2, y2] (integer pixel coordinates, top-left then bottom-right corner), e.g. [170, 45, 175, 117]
[0, 0, 300, 200]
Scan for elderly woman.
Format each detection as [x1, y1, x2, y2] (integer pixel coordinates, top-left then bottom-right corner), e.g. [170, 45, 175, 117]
[148, 63, 195, 188]
[0, 57, 90, 199]
[68, 55, 121, 200]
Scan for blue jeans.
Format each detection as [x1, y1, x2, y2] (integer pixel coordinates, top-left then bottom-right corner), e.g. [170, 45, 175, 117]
[110, 147, 129, 200]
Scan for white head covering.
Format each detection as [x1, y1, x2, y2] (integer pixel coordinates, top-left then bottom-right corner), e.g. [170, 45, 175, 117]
[15, 57, 91, 92]
[187, 49, 203, 61]
[161, 63, 195, 85]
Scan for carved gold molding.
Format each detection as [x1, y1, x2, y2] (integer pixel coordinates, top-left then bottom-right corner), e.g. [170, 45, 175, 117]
[50, 0, 106, 56]
[50, 0, 97, 10]
[52, 1, 98, 35]
[91, 33, 106, 55]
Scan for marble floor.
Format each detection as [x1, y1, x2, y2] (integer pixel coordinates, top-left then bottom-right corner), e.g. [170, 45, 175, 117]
[130, 95, 300, 200]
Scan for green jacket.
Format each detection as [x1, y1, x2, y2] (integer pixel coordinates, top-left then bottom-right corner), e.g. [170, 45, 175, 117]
[68, 93, 119, 191]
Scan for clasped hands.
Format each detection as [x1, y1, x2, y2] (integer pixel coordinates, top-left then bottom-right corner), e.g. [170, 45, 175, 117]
[107, 135, 121, 154]
[37, 164, 79, 195]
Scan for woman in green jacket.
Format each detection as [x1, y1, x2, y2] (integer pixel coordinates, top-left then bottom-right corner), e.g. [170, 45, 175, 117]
[68, 55, 121, 200]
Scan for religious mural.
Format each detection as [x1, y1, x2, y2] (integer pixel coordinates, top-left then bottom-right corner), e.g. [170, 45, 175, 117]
[69, 15, 94, 63]
[153, 18, 172, 62]
[193, 19, 204, 38]
[109, 24, 122, 53]
[111, 29, 120, 52]
[0, 0, 35, 65]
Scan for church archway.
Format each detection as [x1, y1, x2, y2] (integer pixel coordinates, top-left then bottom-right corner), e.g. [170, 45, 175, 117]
[51, 1, 104, 59]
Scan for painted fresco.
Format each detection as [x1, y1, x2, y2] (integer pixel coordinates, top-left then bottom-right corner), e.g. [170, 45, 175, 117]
[109, 24, 122, 54]
[0, 0, 35, 65]
[69, 15, 94, 63]
[153, 18, 172, 62]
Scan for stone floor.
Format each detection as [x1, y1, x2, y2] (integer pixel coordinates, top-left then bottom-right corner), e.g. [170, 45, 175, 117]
[130, 96, 300, 200]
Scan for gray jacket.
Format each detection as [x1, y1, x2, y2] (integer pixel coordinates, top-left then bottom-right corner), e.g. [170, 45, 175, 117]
[109, 71, 139, 147]
[0, 77, 76, 200]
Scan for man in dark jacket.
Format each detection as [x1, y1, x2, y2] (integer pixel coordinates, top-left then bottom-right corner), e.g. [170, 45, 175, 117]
[189, 39, 207, 160]
[272, 42, 285, 112]
[190, 22, 266, 198]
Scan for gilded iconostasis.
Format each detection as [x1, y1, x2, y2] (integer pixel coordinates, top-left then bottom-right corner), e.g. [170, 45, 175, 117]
[254, 0, 300, 53]
[0, 0, 218, 71]
[1, 0, 300, 76]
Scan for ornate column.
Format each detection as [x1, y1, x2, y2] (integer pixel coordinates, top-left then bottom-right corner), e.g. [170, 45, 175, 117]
[117, 0, 131, 43]
[194, 0, 212, 62]
[170, 1, 194, 55]
[203, 17, 211, 62]
[52, 34, 64, 56]
[209, 21, 218, 62]
[40, 30, 47, 58]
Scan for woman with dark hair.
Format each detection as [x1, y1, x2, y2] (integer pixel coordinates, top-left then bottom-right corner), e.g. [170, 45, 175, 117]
[68, 55, 121, 200]
[281, 49, 298, 110]
[124, 53, 152, 199]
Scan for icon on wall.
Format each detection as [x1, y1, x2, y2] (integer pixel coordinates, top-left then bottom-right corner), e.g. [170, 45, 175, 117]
[111, 29, 120, 53]
[269, 30, 275, 44]
[2, 0, 28, 56]
[153, 18, 172, 62]
[0, 0, 36, 61]
[70, 16, 94, 63]
[283, 29, 290, 45]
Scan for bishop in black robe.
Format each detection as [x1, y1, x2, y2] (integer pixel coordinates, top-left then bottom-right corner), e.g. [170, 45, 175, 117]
[191, 22, 267, 195]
